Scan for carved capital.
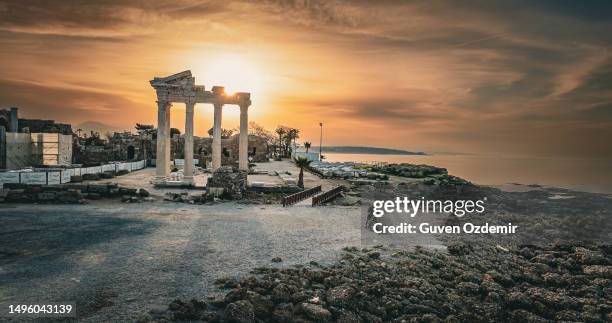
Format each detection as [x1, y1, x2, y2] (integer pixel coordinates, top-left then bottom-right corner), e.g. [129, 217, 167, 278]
[156, 101, 172, 111]
[240, 104, 250, 113]
[185, 96, 196, 106]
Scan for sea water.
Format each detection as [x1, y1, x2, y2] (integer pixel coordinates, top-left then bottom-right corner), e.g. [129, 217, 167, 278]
[323, 153, 612, 194]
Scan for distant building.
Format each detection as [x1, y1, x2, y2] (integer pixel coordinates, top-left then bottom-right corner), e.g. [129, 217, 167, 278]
[291, 142, 319, 162]
[0, 107, 73, 170]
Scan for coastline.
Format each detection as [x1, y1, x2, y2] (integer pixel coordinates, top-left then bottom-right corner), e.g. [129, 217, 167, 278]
[322, 152, 612, 194]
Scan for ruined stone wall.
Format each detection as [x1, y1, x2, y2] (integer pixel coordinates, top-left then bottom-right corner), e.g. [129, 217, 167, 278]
[18, 119, 72, 134]
[5, 133, 33, 169]
[71, 132, 268, 169]
[223, 134, 269, 163]
[0, 127, 5, 169]
[0, 109, 10, 131]
[0, 108, 18, 132]
[58, 134, 73, 165]
[173, 134, 268, 167]
[74, 133, 155, 166]
[74, 146, 111, 166]
[30, 133, 73, 166]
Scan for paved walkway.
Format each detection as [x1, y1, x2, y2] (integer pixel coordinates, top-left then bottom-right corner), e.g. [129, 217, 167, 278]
[86, 160, 333, 197]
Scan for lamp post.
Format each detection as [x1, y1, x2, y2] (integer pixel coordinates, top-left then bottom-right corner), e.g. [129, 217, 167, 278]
[319, 122, 323, 161]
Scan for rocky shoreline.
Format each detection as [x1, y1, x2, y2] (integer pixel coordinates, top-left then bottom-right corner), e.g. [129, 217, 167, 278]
[143, 243, 610, 322]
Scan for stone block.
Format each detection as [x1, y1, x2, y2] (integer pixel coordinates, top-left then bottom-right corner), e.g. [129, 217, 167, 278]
[100, 171, 115, 179]
[86, 184, 110, 195]
[138, 188, 150, 197]
[37, 192, 57, 202]
[57, 190, 83, 203]
[85, 193, 101, 200]
[119, 187, 137, 196]
[3, 183, 27, 190]
[82, 173, 100, 180]
[42, 185, 65, 192]
[24, 185, 43, 194]
[70, 175, 83, 182]
[69, 184, 88, 191]
[6, 189, 31, 203]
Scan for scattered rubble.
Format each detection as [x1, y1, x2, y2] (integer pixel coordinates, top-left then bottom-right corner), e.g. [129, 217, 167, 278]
[163, 192, 214, 205]
[308, 162, 388, 180]
[207, 166, 248, 199]
[0, 183, 154, 204]
[144, 244, 611, 322]
[371, 163, 447, 178]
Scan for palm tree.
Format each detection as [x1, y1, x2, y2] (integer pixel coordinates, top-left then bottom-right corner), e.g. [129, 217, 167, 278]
[284, 128, 299, 156]
[304, 142, 311, 153]
[294, 156, 312, 188]
[275, 127, 286, 157]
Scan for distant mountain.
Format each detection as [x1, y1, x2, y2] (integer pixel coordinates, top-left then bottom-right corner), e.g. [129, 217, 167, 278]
[76, 121, 130, 136]
[312, 146, 426, 155]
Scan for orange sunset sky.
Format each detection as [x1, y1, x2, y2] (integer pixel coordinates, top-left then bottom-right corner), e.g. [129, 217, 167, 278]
[0, 1, 611, 159]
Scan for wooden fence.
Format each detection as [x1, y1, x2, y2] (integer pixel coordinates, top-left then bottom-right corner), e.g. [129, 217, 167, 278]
[312, 186, 344, 206]
[282, 185, 322, 206]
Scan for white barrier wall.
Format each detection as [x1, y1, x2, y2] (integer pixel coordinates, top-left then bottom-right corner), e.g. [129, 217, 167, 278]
[0, 173, 20, 184]
[0, 160, 146, 186]
[47, 172, 61, 185]
[61, 169, 72, 184]
[20, 172, 47, 185]
[174, 159, 199, 166]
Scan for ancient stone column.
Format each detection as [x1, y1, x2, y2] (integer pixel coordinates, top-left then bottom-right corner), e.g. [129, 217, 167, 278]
[155, 101, 171, 182]
[239, 104, 249, 171]
[183, 100, 195, 184]
[212, 103, 223, 170]
[164, 103, 171, 175]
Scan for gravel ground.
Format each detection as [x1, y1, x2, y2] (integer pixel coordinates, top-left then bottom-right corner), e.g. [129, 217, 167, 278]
[0, 201, 362, 322]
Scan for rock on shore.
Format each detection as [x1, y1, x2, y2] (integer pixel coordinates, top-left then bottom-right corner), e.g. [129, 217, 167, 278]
[143, 243, 611, 322]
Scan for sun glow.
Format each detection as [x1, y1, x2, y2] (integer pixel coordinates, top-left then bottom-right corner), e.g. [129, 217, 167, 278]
[193, 55, 262, 99]
[185, 54, 267, 130]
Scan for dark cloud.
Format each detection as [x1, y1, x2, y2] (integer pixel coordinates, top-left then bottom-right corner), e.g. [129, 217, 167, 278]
[0, 0, 228, 37]
[0, 79, 140, 130]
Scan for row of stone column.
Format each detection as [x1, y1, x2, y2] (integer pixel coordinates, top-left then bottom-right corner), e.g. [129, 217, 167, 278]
[155, 101, 249, 184]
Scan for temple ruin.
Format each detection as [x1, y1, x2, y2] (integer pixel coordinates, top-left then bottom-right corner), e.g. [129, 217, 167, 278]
[150, 70, 251, 185]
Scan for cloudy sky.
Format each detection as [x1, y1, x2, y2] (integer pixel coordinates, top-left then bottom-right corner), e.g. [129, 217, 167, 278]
[0, 0, 611, 158]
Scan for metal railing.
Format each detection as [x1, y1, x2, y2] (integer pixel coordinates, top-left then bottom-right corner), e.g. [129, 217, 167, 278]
[282, 185, 322, 206]
[312, 186, 344, 206]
